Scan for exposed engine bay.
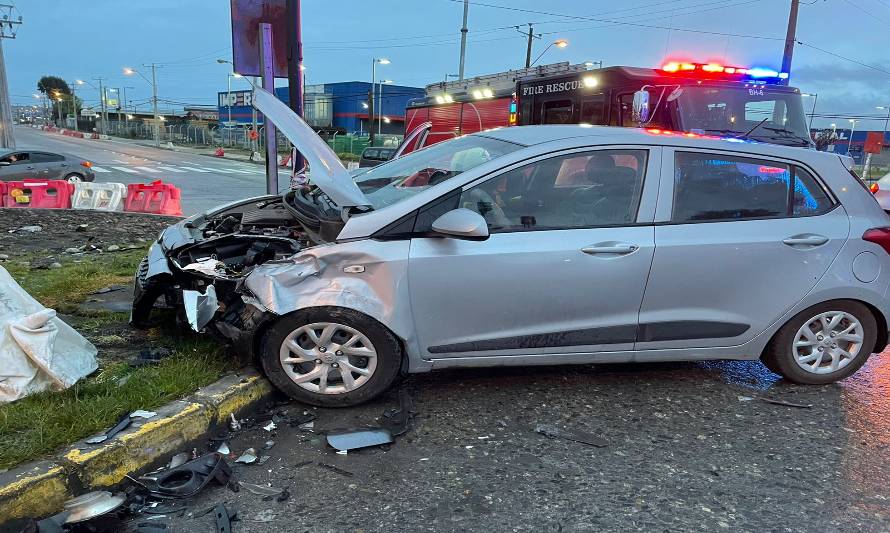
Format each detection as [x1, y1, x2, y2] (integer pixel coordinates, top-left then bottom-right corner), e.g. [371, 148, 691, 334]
[131, 188, 347, 329]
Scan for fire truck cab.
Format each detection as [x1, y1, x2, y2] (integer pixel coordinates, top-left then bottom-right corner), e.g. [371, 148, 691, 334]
[515, 62, 811, 148]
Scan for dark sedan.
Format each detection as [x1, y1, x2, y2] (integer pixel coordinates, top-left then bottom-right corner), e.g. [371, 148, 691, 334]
[0, 149, 96, 183]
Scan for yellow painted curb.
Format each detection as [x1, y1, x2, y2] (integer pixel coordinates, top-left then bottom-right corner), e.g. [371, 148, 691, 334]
[63, 400, 213, 489]
[0, 369, 275, 528]
[0, 461, 72, 524]
[190, 369, 276, 425]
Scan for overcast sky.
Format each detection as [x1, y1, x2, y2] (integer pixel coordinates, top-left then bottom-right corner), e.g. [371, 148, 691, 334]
[5, 0, 889, 129]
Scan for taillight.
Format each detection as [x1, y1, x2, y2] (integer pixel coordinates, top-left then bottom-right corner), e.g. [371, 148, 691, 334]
[80, 161, 92, 168]
[863, 227, 890, 254]
[870, 182, 880, 194]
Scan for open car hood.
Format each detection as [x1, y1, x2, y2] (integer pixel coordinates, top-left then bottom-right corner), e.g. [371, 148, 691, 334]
[253, 86, 370, 208]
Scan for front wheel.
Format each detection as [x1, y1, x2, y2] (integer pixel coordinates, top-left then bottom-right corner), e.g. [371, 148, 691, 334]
[761, 300, 877, 384]
[259, 307, 403, 407]
[64, 173, 85, 184]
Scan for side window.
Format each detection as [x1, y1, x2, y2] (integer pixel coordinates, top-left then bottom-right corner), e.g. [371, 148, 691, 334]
[793, 167, 833, 216]
[1, 152, 29, 164]
[30, 153, 63, 163]
[580, 94, 604, 125]
[618, 94, 636, 127]
[460, 149, 647, 232]
[672, 152, 791, 222]
[541, 99, 573, 124]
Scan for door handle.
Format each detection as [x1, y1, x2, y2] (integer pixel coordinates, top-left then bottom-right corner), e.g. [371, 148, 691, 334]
[25, 166, 34, 170]
[581, 243, 639, 255]
[782, 234, 829, 247]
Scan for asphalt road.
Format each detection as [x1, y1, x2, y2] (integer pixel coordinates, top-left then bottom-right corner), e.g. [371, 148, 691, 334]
[13, 126, 269, 215]
[152, 352, 890, 533]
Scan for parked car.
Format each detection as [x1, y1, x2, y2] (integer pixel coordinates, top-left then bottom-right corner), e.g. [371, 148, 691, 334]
[359, 146, 396, 168]
[0, 149, 95, 183]
[135, 86, 890, 407]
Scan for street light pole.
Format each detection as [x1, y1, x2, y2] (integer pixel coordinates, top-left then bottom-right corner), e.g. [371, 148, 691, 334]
[95, 77, 108, 135]
[530, 39, 568, 67]
[150, 64, 159, 147]
[848, 119, 857, 154]
[458, 0, 469, 80]
[69, 81, 78, 132]
[0, 4, 22, 149]
[226, 73, 233, 125]
[370, 58, 389, 146]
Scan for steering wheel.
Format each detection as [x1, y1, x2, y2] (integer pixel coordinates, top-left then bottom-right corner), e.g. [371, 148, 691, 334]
[464, 188, 511, 228]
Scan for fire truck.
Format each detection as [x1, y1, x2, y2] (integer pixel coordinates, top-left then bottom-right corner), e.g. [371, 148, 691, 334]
[404, 60, 812, 151]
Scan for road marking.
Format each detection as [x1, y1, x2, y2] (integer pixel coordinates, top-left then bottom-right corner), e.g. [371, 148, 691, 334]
[91, 166, 111, 173]
[218, 168, 254, 174]
[134, 166, 162, 173]
[157, 166, 187, 173]
[113, 159, 130, 164]
[111, 166, 138, 173]
[177, 166, 212, 173]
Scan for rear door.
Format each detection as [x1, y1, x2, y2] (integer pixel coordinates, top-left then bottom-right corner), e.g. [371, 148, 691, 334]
[636, 148, 847, 350]
[30, 152, 66, 179]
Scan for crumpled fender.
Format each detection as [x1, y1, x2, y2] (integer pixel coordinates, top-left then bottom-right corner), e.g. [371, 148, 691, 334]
[243, 239, 417, 353]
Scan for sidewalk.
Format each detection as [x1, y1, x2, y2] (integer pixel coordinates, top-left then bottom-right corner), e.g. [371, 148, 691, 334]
[104, 135, 263, 164]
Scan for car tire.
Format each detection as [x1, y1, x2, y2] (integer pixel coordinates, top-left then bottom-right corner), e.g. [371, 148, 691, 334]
[64, 173, 85, 184]
[259, 307, 403, 407]
[761, 300, 877, 384]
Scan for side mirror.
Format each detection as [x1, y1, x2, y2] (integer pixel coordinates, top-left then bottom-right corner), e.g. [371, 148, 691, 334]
[431, 208, 489, 240]
[632, 90, 650, 124]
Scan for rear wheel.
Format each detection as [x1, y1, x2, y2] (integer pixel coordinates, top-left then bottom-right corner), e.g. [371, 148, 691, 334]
[761, 300, 877, 384]
[260, 307, 402, 407]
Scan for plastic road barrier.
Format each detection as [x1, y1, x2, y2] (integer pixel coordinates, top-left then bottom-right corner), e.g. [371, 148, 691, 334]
[2, 180, 73, 209]
[72, 182, 127, 211]
[124, 180, 183, 216]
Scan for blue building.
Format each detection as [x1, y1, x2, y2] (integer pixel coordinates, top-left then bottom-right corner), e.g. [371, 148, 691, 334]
[217, 81, 424, 136]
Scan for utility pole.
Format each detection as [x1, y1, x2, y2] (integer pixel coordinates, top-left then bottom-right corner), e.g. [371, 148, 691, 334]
[96, 77, 107, 135]
[69, 80, 79, 132]
[286, 0, 305, 170]
[524, 24, 536, 68]
[781, 0, 800, 84]
[115, 87, 122, 125]
[0, 4, 22, 149]
[458, 0, 469, 80]
[367, 86, 375, 147]
[149, 63, 160, 147]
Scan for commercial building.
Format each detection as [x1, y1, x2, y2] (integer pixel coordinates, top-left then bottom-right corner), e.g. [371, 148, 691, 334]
[217, 81, 424, 135]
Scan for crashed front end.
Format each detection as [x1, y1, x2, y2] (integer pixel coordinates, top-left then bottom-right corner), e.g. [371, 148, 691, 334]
[130, 189, 347, 337]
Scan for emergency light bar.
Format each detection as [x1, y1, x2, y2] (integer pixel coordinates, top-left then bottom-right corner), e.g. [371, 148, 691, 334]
[660, 61, 789, 82]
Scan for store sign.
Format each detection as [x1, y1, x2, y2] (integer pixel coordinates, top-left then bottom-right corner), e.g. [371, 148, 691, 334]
[218, 90, 254, 107]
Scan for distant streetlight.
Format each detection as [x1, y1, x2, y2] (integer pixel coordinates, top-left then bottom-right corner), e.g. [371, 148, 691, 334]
[877, 106, 890, 146]
[530, 39, 568, 67]
[125, 65, 161, 147]
[801, 93, 817, 130]
[370, 58, 390, 144]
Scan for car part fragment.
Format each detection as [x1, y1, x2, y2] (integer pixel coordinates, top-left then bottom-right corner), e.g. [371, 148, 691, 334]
[326, 428, 394, 451]
[137, 452, 232, 499]
[85, 414, 132, 444]
[183, 285, 219, 332]
[62, 491, 126, 523]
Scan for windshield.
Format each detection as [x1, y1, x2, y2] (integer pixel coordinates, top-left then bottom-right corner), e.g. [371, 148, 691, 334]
[672, 85, 810, 146]
[353, 135, 522, 210]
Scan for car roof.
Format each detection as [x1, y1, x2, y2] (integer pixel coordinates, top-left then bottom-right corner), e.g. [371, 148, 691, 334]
[0, 148, 71, 158]
[477, 125, 835, 166]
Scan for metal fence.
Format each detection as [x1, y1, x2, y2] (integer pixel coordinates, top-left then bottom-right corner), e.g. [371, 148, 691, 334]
[101, 121, 403, 157]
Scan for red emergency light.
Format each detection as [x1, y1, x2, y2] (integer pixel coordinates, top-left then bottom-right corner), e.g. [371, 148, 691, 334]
[660, 61, 788, 82]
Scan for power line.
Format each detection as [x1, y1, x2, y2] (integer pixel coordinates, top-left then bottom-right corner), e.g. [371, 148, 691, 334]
[796, 40, 890, 77]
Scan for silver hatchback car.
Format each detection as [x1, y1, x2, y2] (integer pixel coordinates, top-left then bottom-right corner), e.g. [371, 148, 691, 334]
[147, 88, 890, 406]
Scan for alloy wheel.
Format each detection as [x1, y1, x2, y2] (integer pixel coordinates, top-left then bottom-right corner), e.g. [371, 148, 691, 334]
[66, 174, 83, 184]
[792, 311, 864, 375]
[278, 321, 377, 394]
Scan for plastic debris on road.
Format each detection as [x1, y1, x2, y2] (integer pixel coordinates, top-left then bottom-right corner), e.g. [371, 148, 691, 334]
[0, 265, 98, 403]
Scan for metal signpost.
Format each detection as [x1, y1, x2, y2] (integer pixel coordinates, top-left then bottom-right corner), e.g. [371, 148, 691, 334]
[0, 4, 22, 148]
[259, 22, 279, 194]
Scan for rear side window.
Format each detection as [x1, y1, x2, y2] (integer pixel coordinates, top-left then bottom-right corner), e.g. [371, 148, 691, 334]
[30, 152, 64, 163]
[672, 152, 833, 223]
